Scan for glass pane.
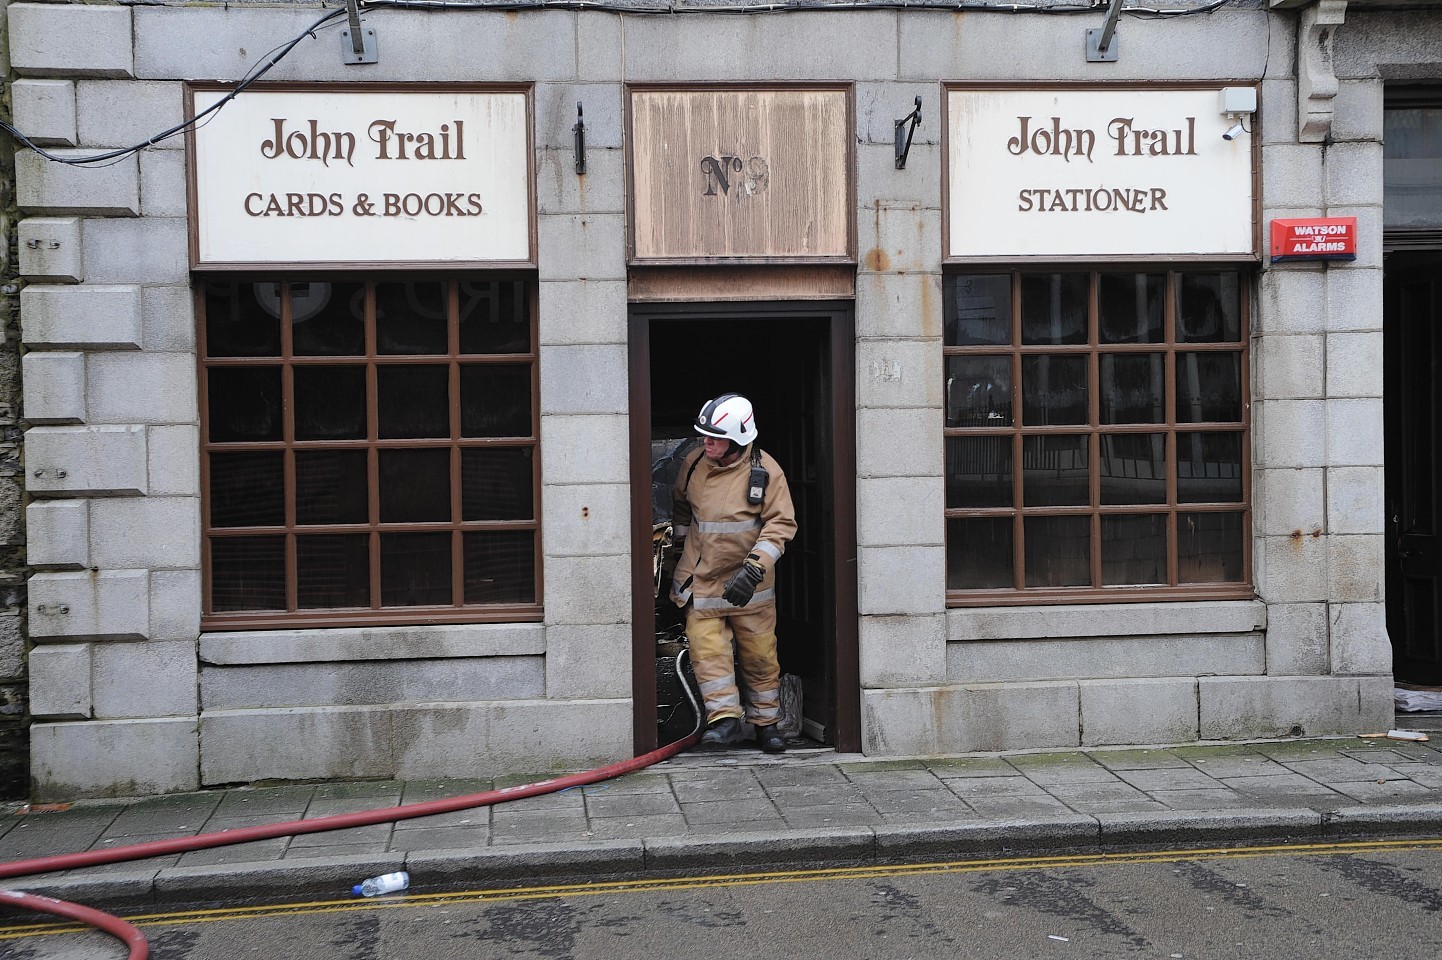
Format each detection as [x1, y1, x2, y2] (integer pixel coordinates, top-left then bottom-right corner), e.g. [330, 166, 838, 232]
[376, 280, 449, 355]
[945, 355, 1012, 426]
[1177, 272, 1242, 343]
[210, 537, 286, 611]
[1177, 432, 1244, 503]
[292, 281, 365, 356]
[945, 436, 1012, 508]
[296, 450, 369, 525]
[1101, 514, 1167, 586]
[380, 532, 452, 606]
[204, 281, 279, 358]
[378, 365, 450, 439]
[1100, 353, 1164, 424]
[210, 452, 284, 527]
[1022, 355, 1088, 425]
[379, 448, 451, 523]
[460, 280, 532, 354]
[1021, 273, 1088, 345]
[945, 274, 1011, 346]
[294, 366, 366, 440]
[1098, 273, 1164, 344]
[462, 448, 535, 521]
[463, 531, 536, 604]
[946, 517, 1013, 590]
[297, 534, 369, 609]
[460, 365, 532, 437]
[1023, 435, 1089, 507]
[1179, 512, 1245, 583]
[1100, 433, 1167, 505]
[1384, 107, 1442, 230]
[1176, 353, 1242, 422]
[207, 367, 282, 442]
[1024, 515, 1091, 587]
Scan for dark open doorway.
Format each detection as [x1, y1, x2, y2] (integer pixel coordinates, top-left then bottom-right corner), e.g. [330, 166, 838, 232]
[1385, 250, 1442, 684]
[628, 301, 858, 754]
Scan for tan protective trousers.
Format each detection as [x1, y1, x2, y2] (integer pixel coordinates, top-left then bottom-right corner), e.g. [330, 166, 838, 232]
[685, 608, 782, 728]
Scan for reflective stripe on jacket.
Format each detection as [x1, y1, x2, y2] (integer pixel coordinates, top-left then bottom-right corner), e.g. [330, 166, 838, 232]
[670, 444, 796, 618]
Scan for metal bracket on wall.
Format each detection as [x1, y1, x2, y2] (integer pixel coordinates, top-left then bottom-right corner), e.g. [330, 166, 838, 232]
[894, 96, 922, 170]
[342, 0, 378, 65]
[1086, 0, 1124, 62]
[574, 102, 587, 175]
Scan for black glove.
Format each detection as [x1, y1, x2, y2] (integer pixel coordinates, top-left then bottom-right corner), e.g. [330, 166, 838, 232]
[722, 557, 766, 606]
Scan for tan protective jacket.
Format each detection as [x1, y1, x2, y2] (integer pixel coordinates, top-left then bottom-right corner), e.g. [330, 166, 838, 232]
[670, 444, 797, 618]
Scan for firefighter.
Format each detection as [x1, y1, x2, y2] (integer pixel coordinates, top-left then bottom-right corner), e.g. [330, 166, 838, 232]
[671, 393, 797, 753]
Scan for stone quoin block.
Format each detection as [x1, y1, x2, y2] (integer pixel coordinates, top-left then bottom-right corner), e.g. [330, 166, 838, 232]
[1324, 141, 1384, 208]
[21, 284, 142, 350]
[7, 3, 136, 79]
[1255, 467, 1325, 537]
[24, 425, 148, 497]
[537, 279, 627, 346]
[25, 499, 90, 570]
[1327, 466, 1385, 535]
[857, 544, 946, 617]
[1325, 267, 1384, 332]
[544, 623, 632, 700]
[857, 338, 943, 410]
[1256, 267, 1326, 336]
[92, 640, 199, 719]
[89, 496, 201, 570]
[1325, 331, 1384, 399]
[1264, 602, 1330, 676]
[1327, 534, 1385, 604]
[82, 218, 189, 284]
[1331, 79, 1385, 143]
[30, 718, 200, 801]
[1079, 678, 1199, 746]
[856, 271, 944, 340]
[859, 613, 946, 688]
[76, 80, 187, 150]
[540, 414, 628, 485]
[28, 643, 93, 719]
[536, 82, 624, 151]
[1256, 533, 1329, 604]
[17, 217, 84, 282]
[146, 425, 202, 498]
[535, 148, 625, 217]
[537, 213, 626, 282]
[140, 151, 190, 218]
[1329, 601, 1392, 675]
[856, 407, 944, 478]
[11, 79, 77, 147]
[390, 699, 631, 780]
[21, 351, 86, 425]
[28, 569, 150, 641]
[1326, 397, 1385, 466]
[539, 344, 629, 415]
[1255, 333, 1324, 400]
[857, 475, 945, 548]
[948, 633, 1265, 684]
[858, 204, 943, 277]
[142, 285, 198, 352]
[542, 554, 632, 626]
[150, 569, 202, 643]
[540, 482, 630, 558]
[1257, 399, 1327, 469]
[1199, 675, 1377, 740]
[15, 151, 140, 216]
[85, 353, 199, 425]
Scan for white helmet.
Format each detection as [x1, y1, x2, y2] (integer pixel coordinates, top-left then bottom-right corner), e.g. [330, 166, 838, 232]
[694, 393, 758, 445]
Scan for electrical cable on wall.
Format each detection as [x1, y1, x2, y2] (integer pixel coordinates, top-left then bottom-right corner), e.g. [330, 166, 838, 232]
[2, 0, 1234, 166]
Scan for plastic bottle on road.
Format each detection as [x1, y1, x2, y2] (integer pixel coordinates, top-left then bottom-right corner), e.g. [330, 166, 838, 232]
[353, 871, 410, 897]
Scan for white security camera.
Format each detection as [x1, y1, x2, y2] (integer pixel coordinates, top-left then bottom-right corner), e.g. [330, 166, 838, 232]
[1223, 121, 1246, 141]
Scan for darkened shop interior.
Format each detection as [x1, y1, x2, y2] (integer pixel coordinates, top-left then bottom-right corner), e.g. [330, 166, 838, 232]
[642, 307, 843, 748]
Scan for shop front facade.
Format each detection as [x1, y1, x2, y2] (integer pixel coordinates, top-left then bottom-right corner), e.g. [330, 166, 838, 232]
[5, 0, 1434, 797]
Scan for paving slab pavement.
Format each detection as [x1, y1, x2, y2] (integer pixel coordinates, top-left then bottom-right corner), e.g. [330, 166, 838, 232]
[5, 726, 1442, 909]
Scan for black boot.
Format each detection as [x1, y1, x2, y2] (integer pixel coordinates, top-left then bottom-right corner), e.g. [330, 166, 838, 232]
[756, 724, 787, 754]
[700, 717, 742, 747]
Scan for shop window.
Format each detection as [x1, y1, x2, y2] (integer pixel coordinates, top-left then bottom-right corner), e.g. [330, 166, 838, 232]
[200, 278, 539, 628]
[944, 270, 1250, 604]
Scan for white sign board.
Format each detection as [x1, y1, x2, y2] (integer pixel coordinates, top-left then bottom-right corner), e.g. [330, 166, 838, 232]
[189, 86, 532, 268]
[946, 87, 1256, 260]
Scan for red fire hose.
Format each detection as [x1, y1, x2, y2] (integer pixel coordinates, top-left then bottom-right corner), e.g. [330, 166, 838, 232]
[1, 653, 703, 960]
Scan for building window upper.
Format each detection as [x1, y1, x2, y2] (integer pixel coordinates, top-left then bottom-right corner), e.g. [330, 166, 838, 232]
[199, 277, 540, 629]
[943, 268, 1251, 605]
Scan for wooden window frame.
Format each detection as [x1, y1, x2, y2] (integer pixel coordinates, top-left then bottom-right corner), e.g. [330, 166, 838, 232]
[198, 274, 542, 630]
[944, 266, 1254, 607]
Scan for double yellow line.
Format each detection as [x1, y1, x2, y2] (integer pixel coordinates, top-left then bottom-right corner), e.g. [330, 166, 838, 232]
[5, 836, 1441, 941]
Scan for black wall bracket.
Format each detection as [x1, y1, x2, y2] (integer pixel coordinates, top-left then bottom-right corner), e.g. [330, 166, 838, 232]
[573, 102, 587, 175]
[894, 96, 922, 170]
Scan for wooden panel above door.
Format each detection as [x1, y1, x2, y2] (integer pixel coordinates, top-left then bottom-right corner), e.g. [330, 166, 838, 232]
[627, 85, 855, 265]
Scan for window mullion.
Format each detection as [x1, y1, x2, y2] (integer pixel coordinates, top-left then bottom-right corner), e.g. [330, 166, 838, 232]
[1011, 270, 1025, 590]
[1165, 271, 1180, 587]
[366, 282, 383, 610]
[281, 283, 298, 613]
[1089, 271, 1102, 589]
[450, 280, 466, 607]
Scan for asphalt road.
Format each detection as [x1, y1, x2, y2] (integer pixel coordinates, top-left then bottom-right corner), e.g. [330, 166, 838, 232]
[6, 838, 1442, 960]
